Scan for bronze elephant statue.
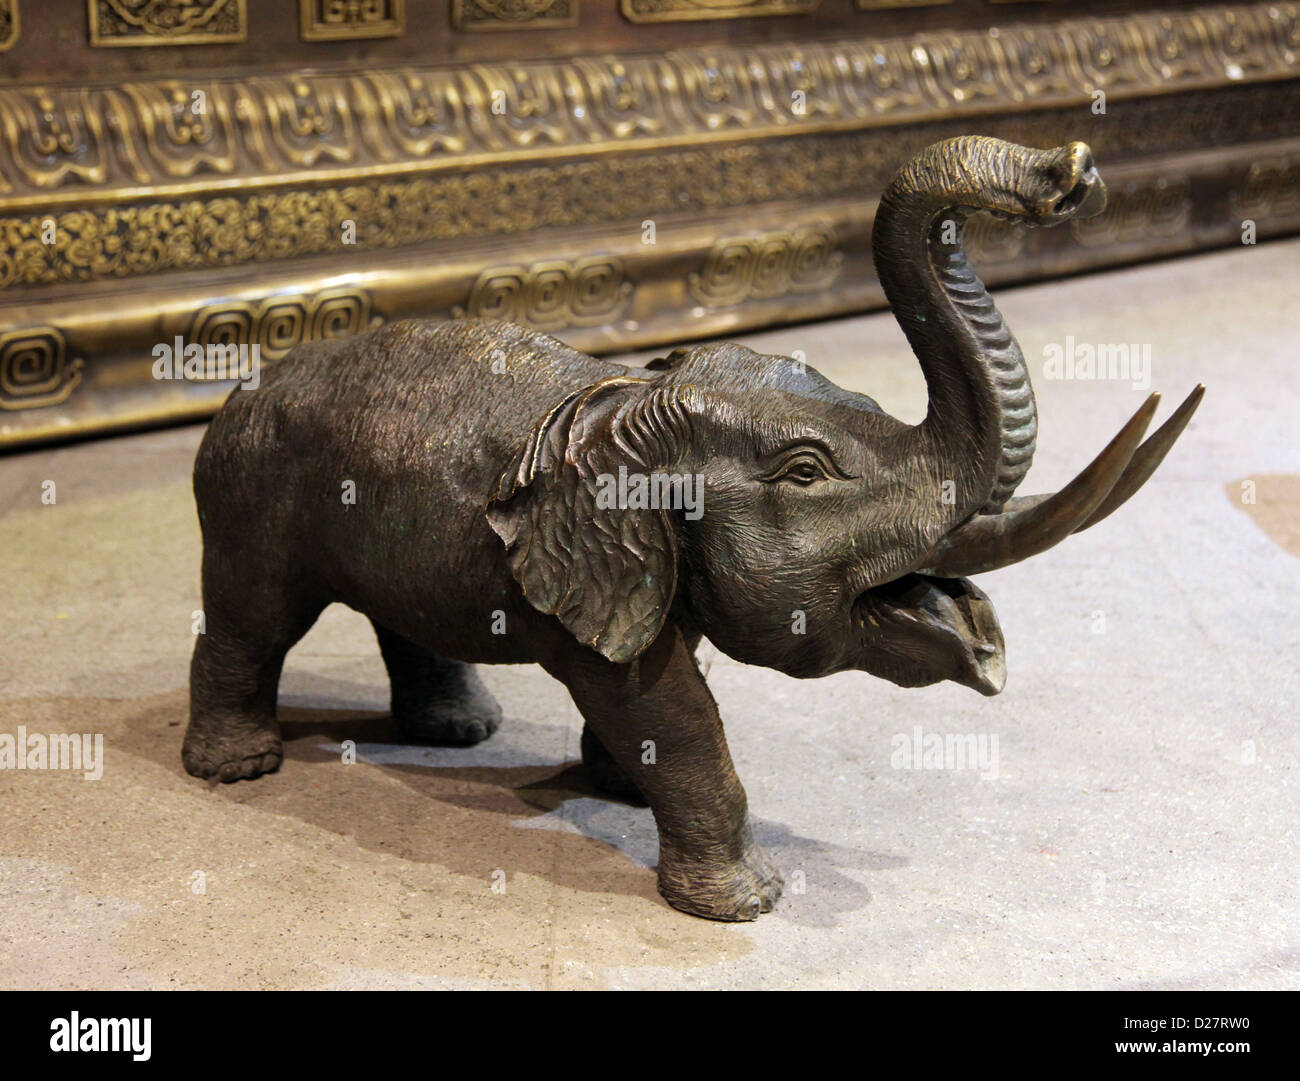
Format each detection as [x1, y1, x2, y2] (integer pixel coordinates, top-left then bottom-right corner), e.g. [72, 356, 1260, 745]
[184, 136, 1202, 921]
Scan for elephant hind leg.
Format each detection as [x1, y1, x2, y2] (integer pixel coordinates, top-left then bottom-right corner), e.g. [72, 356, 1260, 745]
[185, 578, 325, 783]
[372, 622, 502, 745]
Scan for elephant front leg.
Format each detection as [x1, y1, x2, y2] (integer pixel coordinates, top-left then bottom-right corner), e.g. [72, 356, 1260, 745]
[547, 627, 782, 921]
[580, 722, 647, 804]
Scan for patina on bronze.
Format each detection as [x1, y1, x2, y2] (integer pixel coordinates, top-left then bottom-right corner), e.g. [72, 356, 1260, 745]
[184, 137, 1203, 921]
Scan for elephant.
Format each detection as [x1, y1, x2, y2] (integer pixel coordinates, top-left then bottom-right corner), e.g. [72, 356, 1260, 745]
[184, 135, 1202, 921]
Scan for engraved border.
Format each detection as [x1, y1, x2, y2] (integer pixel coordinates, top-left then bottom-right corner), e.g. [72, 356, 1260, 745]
[6, 79, 1300, 289]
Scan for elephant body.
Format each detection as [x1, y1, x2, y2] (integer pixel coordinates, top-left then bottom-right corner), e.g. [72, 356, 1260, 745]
[194, 319, 623, 669]
[186, 137, 1201, 921]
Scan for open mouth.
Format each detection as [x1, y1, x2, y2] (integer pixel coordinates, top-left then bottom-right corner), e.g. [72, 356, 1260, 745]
[854, 572, 1007, 695]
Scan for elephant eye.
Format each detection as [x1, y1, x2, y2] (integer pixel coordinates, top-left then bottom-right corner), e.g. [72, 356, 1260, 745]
[784, 460, 824, 485]
[760, 447, 848, 486]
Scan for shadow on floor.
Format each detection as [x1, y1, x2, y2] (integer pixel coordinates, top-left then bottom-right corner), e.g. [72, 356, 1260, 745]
[99, 677, 902, 926]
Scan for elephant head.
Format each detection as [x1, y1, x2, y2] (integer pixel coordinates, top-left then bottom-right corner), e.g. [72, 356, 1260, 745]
[487, 136, 1203, 695]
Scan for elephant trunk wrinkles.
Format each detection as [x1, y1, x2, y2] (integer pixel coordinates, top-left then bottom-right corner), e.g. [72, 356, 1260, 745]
[872, 137, 1038, 518]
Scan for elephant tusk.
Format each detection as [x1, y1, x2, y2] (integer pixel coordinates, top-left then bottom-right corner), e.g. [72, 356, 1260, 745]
[969, 385, 1205, 535]
[1069, 384, 1204, 533]
[919, 393, 1161, 577]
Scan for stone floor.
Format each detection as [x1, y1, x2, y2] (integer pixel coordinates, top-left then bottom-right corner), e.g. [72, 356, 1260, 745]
[1, 239, 1296, 989]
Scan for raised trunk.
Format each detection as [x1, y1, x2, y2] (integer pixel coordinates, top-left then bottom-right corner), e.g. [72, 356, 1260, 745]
[872, 137, 1038, 518]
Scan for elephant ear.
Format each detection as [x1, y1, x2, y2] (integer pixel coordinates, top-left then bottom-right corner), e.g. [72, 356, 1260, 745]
[485, 376, 678, 664]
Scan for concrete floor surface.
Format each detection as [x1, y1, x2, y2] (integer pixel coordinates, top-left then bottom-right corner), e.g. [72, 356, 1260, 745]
[1, 240, 1296, 989]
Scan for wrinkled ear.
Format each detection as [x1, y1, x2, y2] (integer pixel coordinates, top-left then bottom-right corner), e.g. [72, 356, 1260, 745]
[485, 376, 677, 664]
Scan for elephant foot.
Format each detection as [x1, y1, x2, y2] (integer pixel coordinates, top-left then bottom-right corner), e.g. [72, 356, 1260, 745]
[657, 832, 784, 922]
[393, 665, 503, 746]
[182, 723, 283, 783]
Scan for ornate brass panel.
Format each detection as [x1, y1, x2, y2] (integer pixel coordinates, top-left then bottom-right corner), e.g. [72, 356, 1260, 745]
[6, 126, 1299, 451]
[299, 0, 404, 41]
[4, 3, 1298, 213]
[452, 0, 577, 30]
[621, 1, 817, 22]
[87, 0, 247, 47]
[1, 1, 1298, 448]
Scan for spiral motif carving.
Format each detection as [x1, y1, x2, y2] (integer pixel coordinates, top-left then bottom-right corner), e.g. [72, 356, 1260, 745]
[1069, 178, 1192, 248]
[689, 225, 842, 306]
[1231, 154, 1300, 218]
[456, 256, 631, 328]
[0, 328, 84, 411]
[189, 289, 377, 364]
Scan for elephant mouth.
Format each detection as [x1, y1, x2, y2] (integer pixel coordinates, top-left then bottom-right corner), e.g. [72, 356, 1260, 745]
[853, 573, 1007, 695]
